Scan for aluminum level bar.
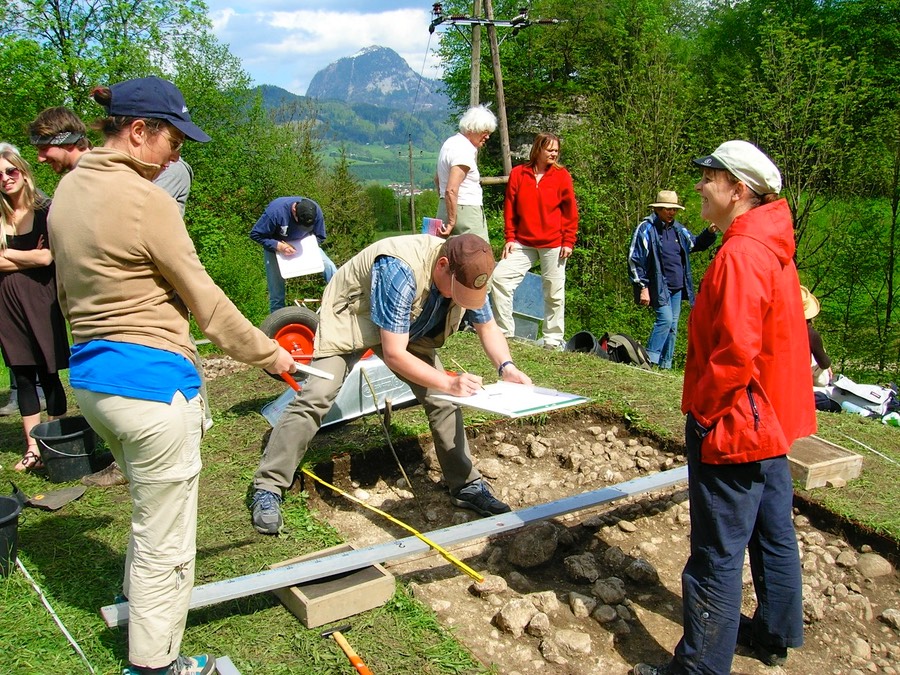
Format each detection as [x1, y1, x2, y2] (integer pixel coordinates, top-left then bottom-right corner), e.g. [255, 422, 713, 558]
[101, 466, 687, 627]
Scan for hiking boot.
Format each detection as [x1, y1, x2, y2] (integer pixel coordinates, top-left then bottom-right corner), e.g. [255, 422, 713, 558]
[82, 461, 128, 487]
[737, 615, 788, 666]
[450, 479, 511, 517]
[632, 663, 676, 675]
[251, 489, 283, 534]
[123, 653, 216, 675]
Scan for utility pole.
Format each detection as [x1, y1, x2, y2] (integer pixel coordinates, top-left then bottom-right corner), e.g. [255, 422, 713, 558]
[483, 0, 511, 177]
[408, 137, 416, 230]
[469, 0, 481, 108]
[430, 3, 561, 179]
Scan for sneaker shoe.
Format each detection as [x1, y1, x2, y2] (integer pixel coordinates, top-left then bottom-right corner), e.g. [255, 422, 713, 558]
[450, 479, 511, 517]
[736, 615, 788, 666]
[251, 489, 283, 534]
[168, 654, 216, 675]
[82, 461, 128, 487]
[632, 663, 675, 675]
[123, 653, 216, 675]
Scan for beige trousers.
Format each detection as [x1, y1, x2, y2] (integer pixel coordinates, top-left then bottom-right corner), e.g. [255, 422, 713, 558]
[436, 200, 490, 242]
[75, 389, 204, 669]
[490, 243, 567, 346]
[254, 348, 481, 496]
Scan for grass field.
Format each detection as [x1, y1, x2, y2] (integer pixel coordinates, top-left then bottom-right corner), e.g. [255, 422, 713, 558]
[321, 141, 439, 185]
[1, 333, 898, 673]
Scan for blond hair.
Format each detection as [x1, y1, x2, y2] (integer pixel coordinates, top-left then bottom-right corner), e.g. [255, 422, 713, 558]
[0, 149, 48, 250]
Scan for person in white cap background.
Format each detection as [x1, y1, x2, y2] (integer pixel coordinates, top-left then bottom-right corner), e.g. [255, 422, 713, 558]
[628, 189, 718, 369]
[48, 76, 296, 675]
[633, 141, 816, 675]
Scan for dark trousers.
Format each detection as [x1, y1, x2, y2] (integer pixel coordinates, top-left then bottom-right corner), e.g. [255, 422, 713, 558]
[672, 416, 803, 674]
[12, 365, 64, 417]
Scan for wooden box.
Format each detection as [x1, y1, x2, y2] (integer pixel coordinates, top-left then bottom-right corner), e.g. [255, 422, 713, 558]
[269, 543, 395, 628]
[789, 435, 863, 489]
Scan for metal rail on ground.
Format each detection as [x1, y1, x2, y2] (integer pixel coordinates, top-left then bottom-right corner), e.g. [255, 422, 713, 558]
[100, 466, 688, 627]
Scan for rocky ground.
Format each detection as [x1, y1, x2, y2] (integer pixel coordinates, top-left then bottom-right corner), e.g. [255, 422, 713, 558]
[207, 355, 900, 674]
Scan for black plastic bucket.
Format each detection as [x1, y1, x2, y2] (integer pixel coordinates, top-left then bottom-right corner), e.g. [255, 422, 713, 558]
[0, 496, 22, 577]
[565, 331, 603, 355]
[30, 416, 97, 483]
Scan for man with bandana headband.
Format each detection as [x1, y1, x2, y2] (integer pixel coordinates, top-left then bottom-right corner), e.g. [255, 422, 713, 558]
[29, 107, 92, 175]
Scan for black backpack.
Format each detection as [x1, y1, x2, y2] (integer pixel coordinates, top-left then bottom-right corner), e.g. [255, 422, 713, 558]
[601, 333, 652, 369]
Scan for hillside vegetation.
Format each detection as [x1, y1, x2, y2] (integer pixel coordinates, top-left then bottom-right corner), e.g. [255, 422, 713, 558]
[1, 0, 898, 377]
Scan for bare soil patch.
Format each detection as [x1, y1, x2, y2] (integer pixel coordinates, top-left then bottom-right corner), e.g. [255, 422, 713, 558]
[298, 407, 900, 675]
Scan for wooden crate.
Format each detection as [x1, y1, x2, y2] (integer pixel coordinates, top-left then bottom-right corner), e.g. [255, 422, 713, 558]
[789, 435, 862, 489]
[269, 543, 395, 628]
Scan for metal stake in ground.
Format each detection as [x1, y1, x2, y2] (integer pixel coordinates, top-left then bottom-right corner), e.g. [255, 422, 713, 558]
[320, 624, 373, 675]
[359, 368, 423, 517]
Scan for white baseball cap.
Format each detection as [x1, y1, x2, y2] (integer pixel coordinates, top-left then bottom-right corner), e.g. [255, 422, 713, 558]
[693, 140, 782, 196]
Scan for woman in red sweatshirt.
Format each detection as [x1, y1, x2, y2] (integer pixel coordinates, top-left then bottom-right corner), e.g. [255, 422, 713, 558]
[490, 133, 578, 350]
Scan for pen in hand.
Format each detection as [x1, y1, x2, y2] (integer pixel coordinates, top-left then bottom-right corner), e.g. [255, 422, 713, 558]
[450, 358, 486, 391]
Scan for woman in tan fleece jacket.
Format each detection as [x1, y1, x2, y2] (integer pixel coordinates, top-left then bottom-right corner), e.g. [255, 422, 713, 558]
[48, 77, 295, 675]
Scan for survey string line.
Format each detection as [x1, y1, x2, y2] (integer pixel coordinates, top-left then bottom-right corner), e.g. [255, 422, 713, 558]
[301, 467, 484, 582]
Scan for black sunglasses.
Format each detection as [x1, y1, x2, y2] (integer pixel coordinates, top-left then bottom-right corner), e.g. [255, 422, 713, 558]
[1, 167, 21, 179]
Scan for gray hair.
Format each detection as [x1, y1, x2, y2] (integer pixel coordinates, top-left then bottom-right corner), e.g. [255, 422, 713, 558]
[458, 105, 497, 134]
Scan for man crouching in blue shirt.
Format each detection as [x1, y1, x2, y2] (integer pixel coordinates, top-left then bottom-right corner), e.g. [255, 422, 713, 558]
[249, 233, 532, 534]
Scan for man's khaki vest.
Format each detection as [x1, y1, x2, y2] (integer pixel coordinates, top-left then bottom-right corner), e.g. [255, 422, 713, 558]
[314, 235, 467, 356]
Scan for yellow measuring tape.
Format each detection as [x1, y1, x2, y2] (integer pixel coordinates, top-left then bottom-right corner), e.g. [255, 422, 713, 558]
[301, 467, 484, 583]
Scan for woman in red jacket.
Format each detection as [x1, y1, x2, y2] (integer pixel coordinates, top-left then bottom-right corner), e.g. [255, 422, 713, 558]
[633, 141, 816, 675]
[490, 133, 578, 350]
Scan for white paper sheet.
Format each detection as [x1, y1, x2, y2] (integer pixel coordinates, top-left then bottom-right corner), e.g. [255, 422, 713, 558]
[276, 236, 325, 279]
[433, 381, 590, 418]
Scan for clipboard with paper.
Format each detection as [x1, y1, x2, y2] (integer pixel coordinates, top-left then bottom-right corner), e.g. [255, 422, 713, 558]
[433, 381, 589, 418]
[276, 236, 325, 279]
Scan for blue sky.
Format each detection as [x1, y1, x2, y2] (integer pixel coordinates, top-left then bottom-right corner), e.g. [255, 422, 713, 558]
[205, 1, 445, 95]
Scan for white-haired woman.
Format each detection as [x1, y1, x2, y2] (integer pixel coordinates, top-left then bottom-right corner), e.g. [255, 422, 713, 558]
[0, 146, 69, 471]
[434, 104, 497, 241]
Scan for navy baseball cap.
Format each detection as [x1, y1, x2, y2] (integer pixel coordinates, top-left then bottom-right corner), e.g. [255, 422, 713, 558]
[108, 76, 211, 143]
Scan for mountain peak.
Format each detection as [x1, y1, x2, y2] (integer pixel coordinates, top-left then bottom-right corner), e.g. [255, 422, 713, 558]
[352, 45, 390, 58]
[306, 45, 447, 111]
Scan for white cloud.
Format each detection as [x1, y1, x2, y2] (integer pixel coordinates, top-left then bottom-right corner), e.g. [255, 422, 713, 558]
[206, 3, 444, 95]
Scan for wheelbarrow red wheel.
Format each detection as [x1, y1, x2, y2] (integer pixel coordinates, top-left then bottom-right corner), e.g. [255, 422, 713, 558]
[259, 306, 319, 383]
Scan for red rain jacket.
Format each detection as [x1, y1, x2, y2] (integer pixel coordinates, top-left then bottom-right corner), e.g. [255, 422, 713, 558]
[682, 199, 816, 464]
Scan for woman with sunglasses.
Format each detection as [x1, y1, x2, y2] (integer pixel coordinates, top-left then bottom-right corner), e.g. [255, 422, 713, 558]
[48, 77, 295, 675]
[0, 146, 69, 471]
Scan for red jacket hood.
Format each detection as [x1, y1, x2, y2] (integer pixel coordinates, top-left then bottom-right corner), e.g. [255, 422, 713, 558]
[722, 198, 795, 267]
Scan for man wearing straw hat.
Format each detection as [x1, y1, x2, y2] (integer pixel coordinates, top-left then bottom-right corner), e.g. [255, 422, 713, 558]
[628, 190, 718, 369]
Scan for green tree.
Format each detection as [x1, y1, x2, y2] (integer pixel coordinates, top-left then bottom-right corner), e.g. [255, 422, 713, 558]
[3, 0, 210, 107]
[320, 148, 375, 265]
